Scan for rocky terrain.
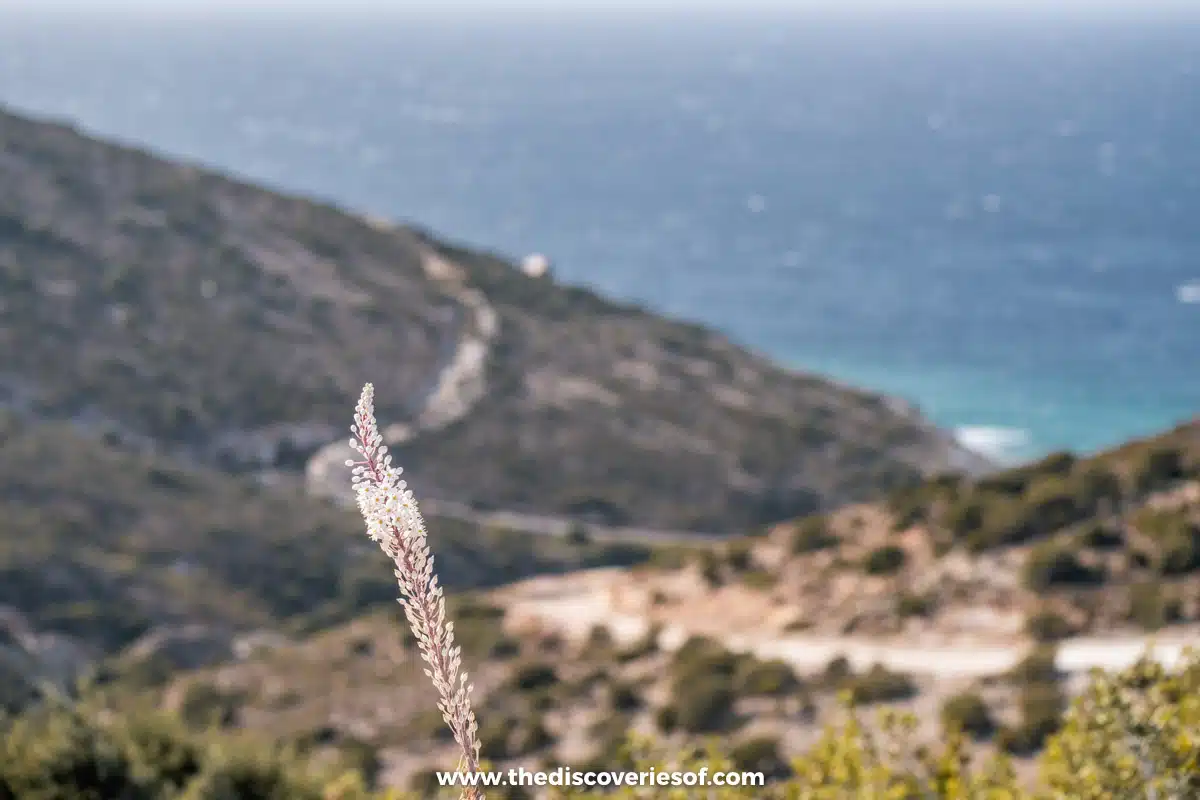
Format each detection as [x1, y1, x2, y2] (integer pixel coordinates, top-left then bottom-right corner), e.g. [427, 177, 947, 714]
[80, 420, 1200, 795]
[4, 103, 1198, 797]
[0, 411, 651, 713]
[0, 103, 987, 535]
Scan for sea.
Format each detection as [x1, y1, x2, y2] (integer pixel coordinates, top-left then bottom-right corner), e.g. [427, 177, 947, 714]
[2, 9, 1199, 464]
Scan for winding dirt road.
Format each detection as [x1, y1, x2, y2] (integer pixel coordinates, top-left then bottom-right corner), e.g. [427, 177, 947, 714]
[305, 244, 498, 500]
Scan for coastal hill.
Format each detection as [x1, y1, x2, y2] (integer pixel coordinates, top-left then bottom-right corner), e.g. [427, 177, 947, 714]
[0, 104, 986, 534]
[85, 419, 1200, 791]
[1, 103, 1197, 793]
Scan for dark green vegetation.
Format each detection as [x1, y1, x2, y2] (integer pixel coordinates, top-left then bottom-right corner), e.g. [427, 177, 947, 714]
[3, 649, 1198, 798]
[0, 104, 980, 534]
[886, 438, 1199, 555]
[0, 411, 650, 705]
[759, 425, 1200, 636]
[0, 694, 384, 800]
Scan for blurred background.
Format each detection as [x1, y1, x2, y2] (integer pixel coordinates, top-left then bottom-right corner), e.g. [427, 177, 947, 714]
[5, 0, 1199, 464]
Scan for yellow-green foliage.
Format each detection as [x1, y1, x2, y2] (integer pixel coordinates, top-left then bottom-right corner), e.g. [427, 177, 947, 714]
[547, 650, 1200, 799]
[3, 650, 1199, 799]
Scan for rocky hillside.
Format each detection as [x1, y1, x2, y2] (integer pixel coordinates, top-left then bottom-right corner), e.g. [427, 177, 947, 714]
[0, 410, 651, 712]
[506, 419, 1200, 652]
[0, 104, 985, 533]
[92, 419, 1200, 795]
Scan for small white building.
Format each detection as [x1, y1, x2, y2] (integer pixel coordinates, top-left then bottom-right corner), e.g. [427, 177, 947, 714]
[521, 253, 552, 279]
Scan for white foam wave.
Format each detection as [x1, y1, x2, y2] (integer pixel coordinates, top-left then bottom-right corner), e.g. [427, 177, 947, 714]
[1176, 281, 1200, 304]
[954, 425, 1033, 463]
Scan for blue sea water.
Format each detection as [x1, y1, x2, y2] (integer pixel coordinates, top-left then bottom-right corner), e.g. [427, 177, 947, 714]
[2, 11, 1199, 464]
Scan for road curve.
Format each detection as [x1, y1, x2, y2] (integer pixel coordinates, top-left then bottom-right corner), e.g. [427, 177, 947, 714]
[305, 243, 498, 501]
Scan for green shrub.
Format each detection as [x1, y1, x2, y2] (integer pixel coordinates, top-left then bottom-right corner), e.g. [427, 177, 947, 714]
[478, 716, 516, 759]
[789, 516, 838, 554]
[581, 625, 615, 659]
[1130, 445, 1184, 495]
[608, 682, 642, 712]
[1073, 465, 1123, 510]
[409, 709, 455, 743]
[1025, 608, 1076, 643]
[821, 655, 854, 686]
[510, 718, 554, 756]
[998, 682, 1066, 755]
[943, 497, 987, 539]
[1008, 645, 1060, 685]
[723, 540, 755, 571]
[695, 550, 723, 587]
[665, 677, 738, 733]
[729, 735, 791, 779]
[1023, 542, 1105, 591]
[862, 545, 906, 576]
[1127, 582, 1183, 631]
[843, 664, 917, 705]
[509, 661, 558, 692]
[1080, 521, 1124, 549]
[740, 568, 778, 591]
[939, 690, 995, 740]
[0, 701, 357, 800]
[895, 591, 935, 618]
[1133, 509, 1200, 575]
[669, 636, 750, 684]
[735, 659, 801, 697]
[175, 682, 245, 729]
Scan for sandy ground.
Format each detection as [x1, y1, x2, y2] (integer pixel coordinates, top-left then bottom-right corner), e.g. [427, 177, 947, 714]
[500, 569, 1196, 678]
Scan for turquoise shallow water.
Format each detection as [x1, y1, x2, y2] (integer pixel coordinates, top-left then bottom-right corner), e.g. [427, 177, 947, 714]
[2, 13, 1198, 462]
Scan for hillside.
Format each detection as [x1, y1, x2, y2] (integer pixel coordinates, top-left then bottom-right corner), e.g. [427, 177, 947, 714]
[0, 411, 651, 713]
[0, 104, 986, 534]
[508, 419, 1200, 650]
[71, 419, 1200, 795]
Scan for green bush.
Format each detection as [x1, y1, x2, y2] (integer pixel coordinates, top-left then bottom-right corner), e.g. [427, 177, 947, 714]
[1025, 608, 1076, 643]
[1130, 445, 1184, 495]
[862, 545, 906, 576]
[843, 664, 917, 706]
[939, 690, 995, 740]
[728, 736, 790, 779]
[0, 701, 369, 800]
[789, 516, 838, 554]
[1128, 582, 1183, 631]
[895, 591, 935, 618]
[1080, 521, 1124, 549]
[695, 550, 723, 587]
[580, 625, 615, 660]
[740, 568, 777, 591]
[821, 655, 854, 686]
[723, 540, 755, 571]
[1023, 542, 1105, 591]
[998, 682, 1066, 755]
[664, 677, 738, 733]
[734, 659, 801, 697]
[1008, 644, 1060, 685]
[509, 661, 559, 692]
[607, 682, 642, 712]
[669, 636, 751, 685]
[175, 681, 244, 729]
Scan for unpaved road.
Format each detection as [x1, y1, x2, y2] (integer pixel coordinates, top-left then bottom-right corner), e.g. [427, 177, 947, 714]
[501, 573, 1196, 679]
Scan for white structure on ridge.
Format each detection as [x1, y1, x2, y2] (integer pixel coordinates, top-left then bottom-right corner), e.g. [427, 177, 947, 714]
[521, 253, 552, 278]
